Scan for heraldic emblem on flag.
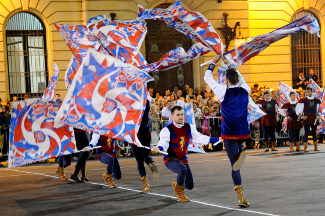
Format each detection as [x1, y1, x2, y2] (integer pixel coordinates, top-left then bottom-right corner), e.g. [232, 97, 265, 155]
[55, 49, 153, 146]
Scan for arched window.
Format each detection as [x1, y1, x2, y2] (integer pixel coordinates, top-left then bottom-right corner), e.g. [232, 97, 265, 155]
[291, 11, 322, 88]
[6, 12, 48, 100]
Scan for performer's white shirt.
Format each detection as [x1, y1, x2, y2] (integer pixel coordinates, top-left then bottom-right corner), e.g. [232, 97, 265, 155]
[157, 122, 210, 152]
[279, 99, 297, 117]
[296, 95, 320, 116]
[161, 107, 171, 118]
[203, 62, 250, 103]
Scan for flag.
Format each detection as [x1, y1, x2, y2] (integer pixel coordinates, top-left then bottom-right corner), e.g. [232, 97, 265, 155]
[139, 43, 210, 72]
[278, 81, 300, 108]
[224, 15, 320, 66]
[9, 99, 76, 168]
[65, 56, 81, 90]
[55, 49, 153, 146]
[317, 115, 325, 134]
[42, 63, 59, 101]
[248, 97, 266, 124]
[188, 141, 207, 154]
[307, 78, 323, 99]
[282, 117, 288, 134]
[87, 15, 148, 67]
[137, 0, 223, 55]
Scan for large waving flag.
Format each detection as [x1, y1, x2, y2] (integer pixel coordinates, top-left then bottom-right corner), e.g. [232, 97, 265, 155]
[55, 49, 153, 146]
[42, 63, 59, 101]
[278, 81, 300, 108]
[248, 97, 266, 124]
[65, 56, 81, 90]
[317, 89, 325, 134]
[224, 15, 320, 66]
[140, 43, 210, 72]
[87, 15, 148, 67]
[137, 0, 223, 55]
[308, 78, 323, 99]
[9, 99, 76, 168]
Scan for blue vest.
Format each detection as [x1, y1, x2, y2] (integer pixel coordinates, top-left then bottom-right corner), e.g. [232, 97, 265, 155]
[221, 87, 249, 140]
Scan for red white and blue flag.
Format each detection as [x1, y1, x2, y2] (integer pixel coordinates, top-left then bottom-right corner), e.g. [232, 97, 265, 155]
[307, 78, 323, 99]
[55, 49, 153, 146]
[247, 97, 266, 124]
[42, 63, 59, 101]
[9, 99, 76, 168]
[224, 15, 320, 66]
[137, 0, 223, 55]
[278, 81, 299, 108]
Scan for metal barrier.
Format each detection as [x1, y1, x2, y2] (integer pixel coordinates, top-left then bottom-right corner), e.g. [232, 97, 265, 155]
[0, 126, 9, 158]
[115, 140, 132, 157]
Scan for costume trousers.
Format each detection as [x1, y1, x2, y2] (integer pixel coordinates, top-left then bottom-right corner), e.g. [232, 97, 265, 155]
[303, 125, 317, 142]
[75, 131, 89, 167]
[165, 158, 194, 190]
[224, 140, 244, 186]
[263, 126, 276, 142]
[289, 129, 300, 143]
[58, 155, 72, 168]
[130, 137, 153, 177]
[99, 153, 121, 179]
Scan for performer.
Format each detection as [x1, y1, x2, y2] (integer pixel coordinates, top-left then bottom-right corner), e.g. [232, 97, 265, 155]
[131, 93, 159, 193]
[279, 92, 302, 151]
[70, 129, 90, 182]
[203, 56, 250, 207]
[257, 90, 278, 152]
[55, 155, 72, 180]
[152, 105, 219, 202]
[296, 86, 321, 152]
[84, 133, 121, 188]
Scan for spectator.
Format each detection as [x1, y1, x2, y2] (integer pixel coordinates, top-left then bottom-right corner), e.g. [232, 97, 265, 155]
[193, 101, 202, 132]
[203, 91, 209, 105]
[252, 83, 259, 92]
[148, 87, 154, 97]
[172, 86, 178, 97]
[161, 100, 172, 120]
[0, 98, 2, 108]
[164, 89, 171, 100]
[24, 94, 29, 99]
[251, 93, 259, 103]
[170, 94, 176, 102]
[154, 91, 162, 99]
[308, 68, 318, 83]
[202, 106, 210, 136]
[13, 96, 18, 101]
[200, 85, 207, 97]
[182, 85, 189, 98]
[186, 88, 195, 103]
[295, 70, 307, 89]
[176, 89, 182, 100]
[210, 103, 221, 117]
[195, 87, 202, 97]
[149, 104, 160, 145]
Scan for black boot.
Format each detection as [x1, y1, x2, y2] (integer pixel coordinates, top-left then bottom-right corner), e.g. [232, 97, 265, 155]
[70, 166, 83, 182]
[80, 166, 89, 182]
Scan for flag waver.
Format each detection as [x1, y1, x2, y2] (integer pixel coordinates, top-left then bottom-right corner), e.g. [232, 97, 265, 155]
[9, 99, 76, 168]
[224, 15, 320, 66]
[55, 49, 153, 146]
[278, 81, 299, 108]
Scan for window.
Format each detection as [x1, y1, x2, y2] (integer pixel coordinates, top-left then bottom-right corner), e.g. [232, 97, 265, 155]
[291, 11, 322, 88]
[6, 12, 48, 100]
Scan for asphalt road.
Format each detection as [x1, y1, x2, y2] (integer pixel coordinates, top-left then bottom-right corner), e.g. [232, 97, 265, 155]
[1, 145, 325, 216]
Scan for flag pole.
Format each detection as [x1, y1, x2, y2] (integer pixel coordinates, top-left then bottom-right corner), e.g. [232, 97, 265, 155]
[142, 146, 168, 155]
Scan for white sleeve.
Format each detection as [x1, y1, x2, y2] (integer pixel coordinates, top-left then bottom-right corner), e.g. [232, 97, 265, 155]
[204, 64, 227, 103]
[279, 108, 287, 117]
[275, 104, 279, 113]
[296, 103, 304, 115]
[161, 108, 168, 118]
[157, 127, 170, 151]
[317, 103, 321, 116]
[190, 124, 210, 145]
[89, 133, 100, 147]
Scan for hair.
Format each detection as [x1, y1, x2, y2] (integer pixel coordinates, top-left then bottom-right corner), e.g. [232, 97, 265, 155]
[166, 100, 173, 104]
[226, 68, 239, 85]
[290, 92, 296, 96]
[203, 106, 210, 114]
[171, 105, 183, 114]
[264, 90, 270, 95]
[306, 86, 313, 92]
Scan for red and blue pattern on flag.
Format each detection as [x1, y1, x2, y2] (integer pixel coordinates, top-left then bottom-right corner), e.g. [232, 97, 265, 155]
[137, 0, 223, 55]
[224, 15, 320, 66]
[55, 49, 153, 146]
[278, 81, 299, 108]
[42, 63, 59, 101]
[248, 97, 266, 124]
[87, 15, 148, 67]
[282, 117, 288, 134]
[65, 56, 81, 90]
[9, 99, 76, 168]
[307, 78, 323, 99]
[140, 43, 210, 72]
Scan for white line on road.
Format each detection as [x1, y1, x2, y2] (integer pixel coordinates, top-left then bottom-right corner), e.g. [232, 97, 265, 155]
[6, 168, 280, 216]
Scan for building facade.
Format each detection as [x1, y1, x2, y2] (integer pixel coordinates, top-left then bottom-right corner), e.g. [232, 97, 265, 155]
[0, 0, 324, 102]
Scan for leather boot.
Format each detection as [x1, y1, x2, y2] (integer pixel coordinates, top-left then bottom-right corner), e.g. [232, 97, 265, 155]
[314, 142, 320, 151]
[304, 142, 309, 152]
[148, 161, 159, 181]
[102, 173, 117, 188]
[233, 148, 246, 171]
[80, 166, 89, 182]
[264, 142, 269, 152]
[174, 184, 190, 202]
[289, 143, 294, 152]
[55, 167, 68, 180]
[296, 142, 301, 151]
[140, 176, 150, 193]
[271, 141, 277, 151]
[234, 185, 250, 207]
[70, 166, 83, 182]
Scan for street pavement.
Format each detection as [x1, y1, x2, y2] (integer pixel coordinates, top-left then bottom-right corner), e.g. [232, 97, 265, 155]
[1, 144, 325, 216]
